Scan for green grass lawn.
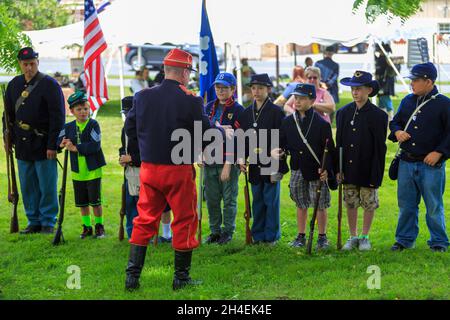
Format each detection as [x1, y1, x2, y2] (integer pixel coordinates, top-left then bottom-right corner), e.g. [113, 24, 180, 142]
[0, 87, 448, 300]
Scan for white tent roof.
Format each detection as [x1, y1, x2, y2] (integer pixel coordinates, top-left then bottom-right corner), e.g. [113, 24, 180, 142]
[26, 0, 441, 56]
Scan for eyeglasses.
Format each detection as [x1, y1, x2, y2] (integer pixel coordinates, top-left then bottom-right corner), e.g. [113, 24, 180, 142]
[307, 76, 318, 80]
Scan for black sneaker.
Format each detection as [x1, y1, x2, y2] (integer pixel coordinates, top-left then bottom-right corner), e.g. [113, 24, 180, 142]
[317, 235, 330, 250]
[430, 246, 447, 252]
[391, 242, 406, 251]
[218, 233, 232, 245]
[205, 233, 221, 244]
[290, 234, 306, 247]
[80, 225, 93, 239]
[94, 223, 105, 239]
[19, 225, 41, 234]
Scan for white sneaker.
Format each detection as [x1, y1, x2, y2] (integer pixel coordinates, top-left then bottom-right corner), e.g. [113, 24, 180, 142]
[358, 238, 372, 251]
[342, 237, 359, 250]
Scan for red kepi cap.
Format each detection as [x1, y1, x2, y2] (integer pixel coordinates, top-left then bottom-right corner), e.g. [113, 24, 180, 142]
[163, 48, 197, 72]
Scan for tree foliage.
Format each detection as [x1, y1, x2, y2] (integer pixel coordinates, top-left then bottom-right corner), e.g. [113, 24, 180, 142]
[0, 4, 32, 73]
[2, 0, 71, 31]
[353, 0, 424, 23]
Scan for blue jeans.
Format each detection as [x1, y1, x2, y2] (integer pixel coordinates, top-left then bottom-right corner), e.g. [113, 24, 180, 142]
[17, 159, 58, 228]
[251, 182, 281, 242]
[125, 179, 139, 239]
[378, 95, 393, 112]
[395, 160, 448, 249]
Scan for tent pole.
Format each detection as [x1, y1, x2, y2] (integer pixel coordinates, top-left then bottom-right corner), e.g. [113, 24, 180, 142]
[104, 46, 116, 80]
[235, 45, 243, 106]
[224, 42, 228, 71]
[375, 37, 410, 94]
[276, 45, 280, 89]
[226, 43, 234, 73]
[138, 45, 142, 70]
[293, 43, 297, 66]
[118, 45, 126, 121]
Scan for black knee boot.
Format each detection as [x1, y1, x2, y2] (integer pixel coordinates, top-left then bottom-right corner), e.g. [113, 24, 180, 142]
[125, 244, 147, 291]
[172, 250, 202, 290]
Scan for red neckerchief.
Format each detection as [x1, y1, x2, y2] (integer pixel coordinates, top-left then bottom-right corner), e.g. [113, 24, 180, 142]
[208, 96, 235, 124]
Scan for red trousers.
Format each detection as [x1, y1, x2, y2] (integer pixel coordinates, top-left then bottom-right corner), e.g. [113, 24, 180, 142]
[130, 162, 199, 251]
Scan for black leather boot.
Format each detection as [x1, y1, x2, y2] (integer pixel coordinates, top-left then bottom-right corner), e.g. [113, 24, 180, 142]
[125, 244, 147, 291]
[172, 250, 202, 290]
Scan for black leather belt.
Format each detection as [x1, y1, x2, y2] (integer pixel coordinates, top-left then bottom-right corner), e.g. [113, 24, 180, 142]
[15, 121, 47, 136]
[402, 152, 425, 162]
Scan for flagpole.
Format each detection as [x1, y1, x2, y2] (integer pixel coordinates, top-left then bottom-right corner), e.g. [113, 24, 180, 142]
[235, 45, 243, 106]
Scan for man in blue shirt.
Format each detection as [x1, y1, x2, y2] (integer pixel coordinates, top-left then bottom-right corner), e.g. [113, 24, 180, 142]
[389, 62, 450, 252]
[315, 46, 340, 105]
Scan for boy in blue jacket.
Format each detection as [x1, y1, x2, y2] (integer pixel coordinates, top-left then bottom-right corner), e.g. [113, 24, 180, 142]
[58, 91, 107, 239]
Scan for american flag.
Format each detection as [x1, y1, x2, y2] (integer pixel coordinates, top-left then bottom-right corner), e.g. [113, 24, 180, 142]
[84, 0, 108, 112]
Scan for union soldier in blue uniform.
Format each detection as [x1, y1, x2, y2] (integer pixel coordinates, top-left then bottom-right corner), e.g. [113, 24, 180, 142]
[389, 62, 450, 252]
[236, 73, 287, 245]
[336, 71, 388, 251]
[273, 83, 336, 250]
[3, 47, 65, 234]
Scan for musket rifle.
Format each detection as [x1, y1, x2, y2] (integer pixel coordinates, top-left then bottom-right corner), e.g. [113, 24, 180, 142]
[1, 84, 19, 233]
[53, 149, 68, 245]
[306, 139, 329, 254]
[337, 147, 343, 250]
[243, 169, 253, 245]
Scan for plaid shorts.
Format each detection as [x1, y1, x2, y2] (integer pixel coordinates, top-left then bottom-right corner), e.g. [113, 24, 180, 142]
[343, 184, 379, 211]
[289, 170, 331, 209]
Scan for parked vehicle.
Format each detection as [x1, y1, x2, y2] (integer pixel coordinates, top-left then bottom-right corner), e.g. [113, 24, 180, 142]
[125, 43, 224, 71]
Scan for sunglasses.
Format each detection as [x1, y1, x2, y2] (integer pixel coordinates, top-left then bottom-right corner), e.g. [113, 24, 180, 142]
[308, 76, 318, 80]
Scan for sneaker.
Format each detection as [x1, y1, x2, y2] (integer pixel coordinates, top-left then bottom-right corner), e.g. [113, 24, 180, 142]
[290, 234, 306, 247]
[391, 242, 406, 251]
[94, 223, 105, 239]
[342, 237, 359, 250]
[317, 235, 330, 250]
[430, 246, 447, 252]
[80, 225, 93, 239]
[205, 233, 221, 244]
[19, 225, 41, 234]
[158, 236, 172, 243]
[358, 238, 372, 251]
[217, 233, 232, 245]
[40, 226, 54, 234]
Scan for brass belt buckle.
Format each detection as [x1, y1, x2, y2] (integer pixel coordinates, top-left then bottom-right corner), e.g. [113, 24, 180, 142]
[18, 121, 31, 130]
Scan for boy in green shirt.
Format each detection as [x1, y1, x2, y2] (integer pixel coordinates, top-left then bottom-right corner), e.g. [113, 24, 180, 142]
[58, 91, 107, 238]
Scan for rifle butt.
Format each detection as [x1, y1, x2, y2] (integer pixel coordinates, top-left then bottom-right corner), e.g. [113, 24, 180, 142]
[118, 215, 125, 241]
[52, 226, 64, 246]
[197, 224, 202, 245]
[337, 185, 343, 250]
[10, 209, 19, 233]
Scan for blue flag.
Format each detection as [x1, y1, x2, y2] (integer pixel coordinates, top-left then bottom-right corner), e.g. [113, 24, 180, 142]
[199, 0, 219, 103]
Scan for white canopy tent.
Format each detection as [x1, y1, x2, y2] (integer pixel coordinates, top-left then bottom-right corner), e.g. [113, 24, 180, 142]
[25, 0, 444, 104]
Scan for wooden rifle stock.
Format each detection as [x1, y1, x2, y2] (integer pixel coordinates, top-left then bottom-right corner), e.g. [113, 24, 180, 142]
[118, 169, 126, 241]
[243, 170, 253, 245]
[197, 165, 204, 244]
[53, 149, 68, 245]
[306, 139, 329, 254]
[337, 147, 343, 250]
[2, 84, 19, 233]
